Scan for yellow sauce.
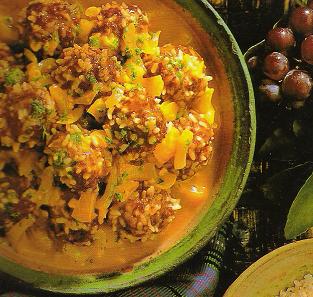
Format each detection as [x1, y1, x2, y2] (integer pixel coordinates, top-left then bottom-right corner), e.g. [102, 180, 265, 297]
[0, 0, 233, 274]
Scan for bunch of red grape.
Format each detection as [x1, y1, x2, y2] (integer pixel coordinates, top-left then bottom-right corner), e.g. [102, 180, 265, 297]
[248, 0, 313, 109]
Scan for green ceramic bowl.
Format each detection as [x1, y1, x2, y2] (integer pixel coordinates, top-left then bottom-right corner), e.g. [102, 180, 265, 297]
[0, 0, 255, 294]
[224, 239, 313, 297]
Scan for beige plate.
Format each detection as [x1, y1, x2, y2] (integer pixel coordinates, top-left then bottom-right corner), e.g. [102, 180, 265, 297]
[224, 239, 313, 297]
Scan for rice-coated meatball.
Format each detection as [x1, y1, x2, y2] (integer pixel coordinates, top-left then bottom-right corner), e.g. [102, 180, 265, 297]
[108, 183, 180, 241]
[144, 45, 210, 107]
[52, 44, 121, 98]
[0, 82, 56, 150]
[45, 124, 113, 191]
[21, 0, 81, 56]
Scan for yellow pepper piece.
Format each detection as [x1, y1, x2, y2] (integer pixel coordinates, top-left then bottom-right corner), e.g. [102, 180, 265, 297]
[100, 33, 119, 50]
[141, 31, 160, 55]
[193, 88, 215, 125]
[121, 23, 137, 54]
[57, 106, 85, 125]
[142, 75, 164, 98]
[87, 98, 106, 122]
[174, 129, 193, 170]
[78, 19, 94, 43]
[49, 84, 74, 114]
[114, 180, 139, 201]
[125, 57, 146, 83]
[24, 49, 38, 63]
[156, 168, 177, 189]
[160, 101, 178, 121]
[69, 189, 98, 223]
[74, 90, 97, 105]
[90, 130, 109, 147]
[154, 126, 180, 165]
[26, 62, 41, 82]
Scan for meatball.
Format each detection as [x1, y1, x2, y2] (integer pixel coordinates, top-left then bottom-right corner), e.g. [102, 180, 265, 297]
[0, 82, 56, 150]
[154, 111, 214, 180]
[143, 45, 210, 107]
[47, 200, 97, 245]
[45, 124, 113, 191]
[82, 3, 149, 54]
[51, 44, 121, 98]
[108, 183, 180, 241]
[21, 0, 81, 56]
[102, 87, 167, 156]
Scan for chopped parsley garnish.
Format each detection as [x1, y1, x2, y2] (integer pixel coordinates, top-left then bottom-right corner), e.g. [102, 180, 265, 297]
[109, 37, 119, 50]
[70, 132, 82, 144]
[114, 192, 123, 201]
[89, 35, 100, 48]
[135, 48, 142, 55]
[4, 68, 25, 86]
[169, 59, 183, 70]
[120, 129, 127, 138]
[104, 136, 113, 144]
[86, 73, 97, 84]
[31, 99, 46, 120]
[53, 150, 68, 168]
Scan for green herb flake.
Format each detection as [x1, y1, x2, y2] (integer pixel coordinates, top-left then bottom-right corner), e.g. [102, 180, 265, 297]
[70, 132, 82, 144]
[31, 99, 46, 120]
[111, 37, 119, 50]
[53, 150, 68, 168]
[135, 48, 142, 55]
[86, 73, 97, 84]
[120, 129, 127, 138]
[104, 136, 113, 144]
[89, 35, 100, 48]
[4, 68, 25, 86]
[114, 192, 123, 201]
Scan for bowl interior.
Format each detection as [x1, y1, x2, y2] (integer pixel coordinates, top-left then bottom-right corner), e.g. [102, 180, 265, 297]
[0, 0, 255, 293]
[224, 239, 313, 297]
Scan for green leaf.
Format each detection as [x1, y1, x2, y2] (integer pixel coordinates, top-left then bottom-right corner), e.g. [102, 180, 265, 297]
[285, 171, 313, 239]
[262, 162, 313, 205]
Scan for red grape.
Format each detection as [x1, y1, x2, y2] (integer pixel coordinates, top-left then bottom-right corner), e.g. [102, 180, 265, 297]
[266, 27, 295, 53]
[301, 35, 313, 64]
[259, 79, 282, 103]
[289, 7, 313, 36]
[263, 52, 289, 81]
[282, 70, 312, 100]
